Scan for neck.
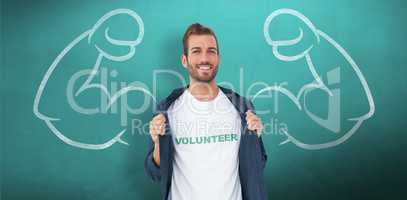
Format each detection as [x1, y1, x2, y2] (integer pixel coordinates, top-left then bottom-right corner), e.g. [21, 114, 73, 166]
[188, 78, 219, 101]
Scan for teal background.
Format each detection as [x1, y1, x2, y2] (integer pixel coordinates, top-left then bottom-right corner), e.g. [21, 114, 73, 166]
[2, 0, 406, 199]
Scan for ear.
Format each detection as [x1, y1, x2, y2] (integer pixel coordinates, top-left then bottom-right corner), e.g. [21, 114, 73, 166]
[181, 54, 188, 68]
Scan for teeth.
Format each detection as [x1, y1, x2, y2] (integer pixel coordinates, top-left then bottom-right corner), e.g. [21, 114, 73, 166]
[198, 65, 211, 70]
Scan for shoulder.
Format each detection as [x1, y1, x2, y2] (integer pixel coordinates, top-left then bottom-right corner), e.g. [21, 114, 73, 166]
[156, 86, 186, 112]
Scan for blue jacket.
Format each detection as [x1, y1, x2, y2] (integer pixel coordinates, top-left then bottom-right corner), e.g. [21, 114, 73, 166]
[145, 86, 268, 200]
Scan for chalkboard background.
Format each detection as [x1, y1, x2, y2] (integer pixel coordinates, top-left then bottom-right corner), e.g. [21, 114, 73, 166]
[2, 0, 406, 199]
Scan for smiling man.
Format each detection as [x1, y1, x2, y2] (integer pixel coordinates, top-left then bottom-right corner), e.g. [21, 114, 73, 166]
[145, 23, 268, 200]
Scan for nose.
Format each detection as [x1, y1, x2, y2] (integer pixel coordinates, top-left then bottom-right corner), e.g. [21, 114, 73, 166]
[198, 52, 210, 64]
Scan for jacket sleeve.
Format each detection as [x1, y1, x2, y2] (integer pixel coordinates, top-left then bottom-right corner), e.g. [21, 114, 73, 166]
[258, 135, 268, 170]
[247, 99, 268, 170]
[144, 137, 161, 182]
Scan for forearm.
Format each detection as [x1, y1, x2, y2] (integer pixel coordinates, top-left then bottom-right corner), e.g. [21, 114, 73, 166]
[153, 142, 160, 167]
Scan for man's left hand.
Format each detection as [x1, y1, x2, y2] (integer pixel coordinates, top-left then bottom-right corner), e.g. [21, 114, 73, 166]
[246, 110, 263, 137]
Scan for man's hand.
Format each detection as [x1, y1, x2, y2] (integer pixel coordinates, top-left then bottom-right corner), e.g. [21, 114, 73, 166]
[149, 114, 166, 143]
[149, 114, 166, 166]
[246, 111, 263, 137]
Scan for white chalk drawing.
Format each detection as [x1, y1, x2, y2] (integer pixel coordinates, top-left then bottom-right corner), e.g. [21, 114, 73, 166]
[33, 7, 375, 151]
[253, 8, 375, 150]
[33, 9, 156, 150]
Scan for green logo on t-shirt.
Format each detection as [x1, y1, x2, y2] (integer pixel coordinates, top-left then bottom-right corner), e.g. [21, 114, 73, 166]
[175, 134, 239, 145]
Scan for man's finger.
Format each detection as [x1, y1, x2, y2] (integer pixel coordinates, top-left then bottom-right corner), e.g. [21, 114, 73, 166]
[153, 114, 166, 122]
[151, 121, 165, 128]
[158, 124, 166, 135]
[246, 113, 259, 121]
[155, 117, 166, 124]
[247, 119, 260, 126]
[246, 110, 255, 117]
[150, 124, 166, 135]
[247, 117, 260, 122]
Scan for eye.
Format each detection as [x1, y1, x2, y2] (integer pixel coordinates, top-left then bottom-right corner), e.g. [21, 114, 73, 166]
[191, 50, 200, 54]
[208, 49, 218, 54]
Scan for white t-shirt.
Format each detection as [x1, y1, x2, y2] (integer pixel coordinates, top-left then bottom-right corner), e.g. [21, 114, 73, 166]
[167, 89, 242, 200]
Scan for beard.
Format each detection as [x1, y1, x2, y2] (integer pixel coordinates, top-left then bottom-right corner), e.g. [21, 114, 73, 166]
[186, 61, 219, 83]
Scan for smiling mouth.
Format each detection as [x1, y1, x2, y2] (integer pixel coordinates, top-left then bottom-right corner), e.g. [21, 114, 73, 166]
[197, 64, 212, 71]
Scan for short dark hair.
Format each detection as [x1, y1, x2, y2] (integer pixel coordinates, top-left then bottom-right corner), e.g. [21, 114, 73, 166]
[182, 23, 219, 56]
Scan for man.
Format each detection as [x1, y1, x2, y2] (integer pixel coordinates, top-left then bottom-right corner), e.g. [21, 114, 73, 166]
[145, 23, 268, 200]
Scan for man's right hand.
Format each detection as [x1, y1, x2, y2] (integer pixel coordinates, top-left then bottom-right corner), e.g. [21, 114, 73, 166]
[149, 114, 166, 166]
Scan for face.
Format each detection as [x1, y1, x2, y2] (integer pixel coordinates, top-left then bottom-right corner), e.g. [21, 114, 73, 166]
[182, 34, 220, 83]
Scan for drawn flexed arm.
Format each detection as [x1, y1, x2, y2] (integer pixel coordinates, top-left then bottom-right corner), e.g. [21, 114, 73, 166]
[254, 8, 375, 150]
[33, 9, 155, 150]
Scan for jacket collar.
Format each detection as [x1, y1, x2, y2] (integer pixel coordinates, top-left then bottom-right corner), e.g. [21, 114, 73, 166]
[156, 85, 250, 115]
